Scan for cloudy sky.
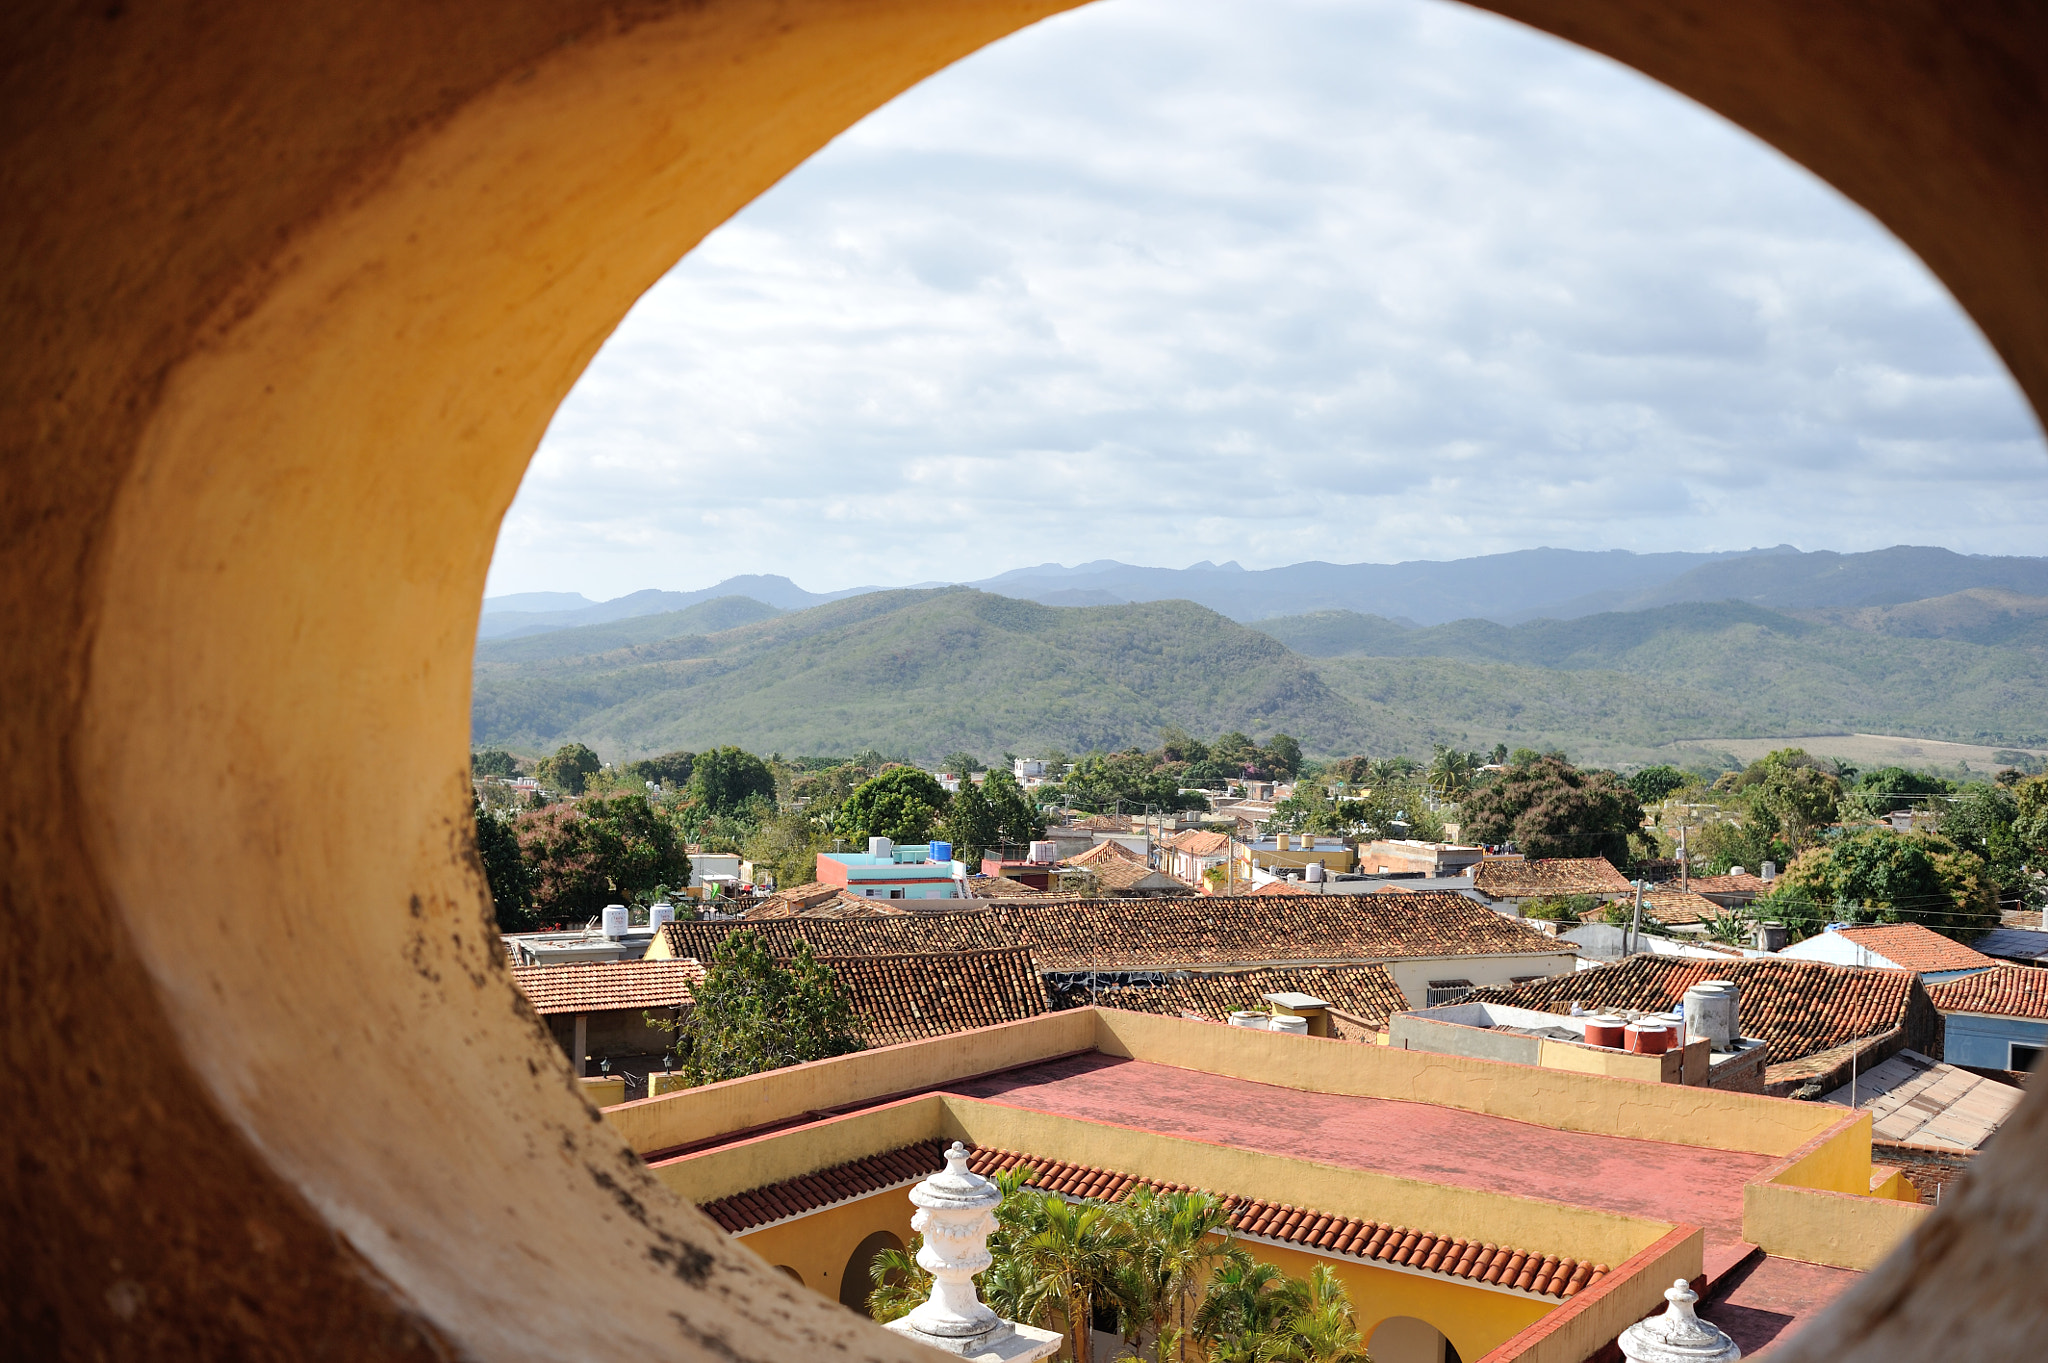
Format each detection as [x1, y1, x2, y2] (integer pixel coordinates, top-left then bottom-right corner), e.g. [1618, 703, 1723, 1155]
[487, 0, 2046, 602]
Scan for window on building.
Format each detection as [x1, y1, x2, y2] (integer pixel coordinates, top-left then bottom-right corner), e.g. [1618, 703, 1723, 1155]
[2013, 1043, 2044, 1073]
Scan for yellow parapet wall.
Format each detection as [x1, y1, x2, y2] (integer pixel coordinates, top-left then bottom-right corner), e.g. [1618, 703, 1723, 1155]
[604, 1010, 1097, 1155]
[1742, 1114, 1932, 1269]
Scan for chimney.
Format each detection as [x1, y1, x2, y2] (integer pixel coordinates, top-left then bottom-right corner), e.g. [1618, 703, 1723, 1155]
[1761, 860, 1777, 882]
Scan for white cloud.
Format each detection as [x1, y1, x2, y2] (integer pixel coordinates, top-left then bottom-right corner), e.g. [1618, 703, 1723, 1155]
[488, 0, 2047, 600]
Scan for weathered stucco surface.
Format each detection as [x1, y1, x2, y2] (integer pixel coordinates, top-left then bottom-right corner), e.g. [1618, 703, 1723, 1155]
[3, 2, 2046, 1359]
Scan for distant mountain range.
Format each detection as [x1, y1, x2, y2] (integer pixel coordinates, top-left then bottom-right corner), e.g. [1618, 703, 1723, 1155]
[472, 584, 2048, 766]
[485, 545, 2048, 640]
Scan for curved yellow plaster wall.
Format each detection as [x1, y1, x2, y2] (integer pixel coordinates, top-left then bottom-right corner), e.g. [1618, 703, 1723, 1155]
[3, 1, 2046, 1360]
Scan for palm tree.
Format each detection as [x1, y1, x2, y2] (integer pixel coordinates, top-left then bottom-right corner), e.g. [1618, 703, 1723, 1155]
[1118, 1188, 1242, 1363]
[1258, 1266, 1367, 1363]
[1013, 1195, 1132, 1363]
[1193, 1256, 1289, 1363]
[865, 1238, 933, 1323]
[1427, 745, 1479, 802]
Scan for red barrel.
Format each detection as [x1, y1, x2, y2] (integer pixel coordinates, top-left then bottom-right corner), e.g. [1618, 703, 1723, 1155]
[1624, 1022, 1672, 1055]
[1584, 1016, 1626, 1049]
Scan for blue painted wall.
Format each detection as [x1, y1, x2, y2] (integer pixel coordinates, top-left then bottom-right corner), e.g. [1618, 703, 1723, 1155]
[1942, 1012, 2048, 1069]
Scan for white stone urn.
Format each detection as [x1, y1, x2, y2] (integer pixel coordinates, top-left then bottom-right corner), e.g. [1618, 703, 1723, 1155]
[1619, 1279, 1741, 1363]
[884, 1142, 1062, 1363]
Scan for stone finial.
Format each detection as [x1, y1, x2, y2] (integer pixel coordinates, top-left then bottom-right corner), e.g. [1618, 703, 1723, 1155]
[884, 1142, 1061, 1363]
[1618, 1279, 1741, 1363]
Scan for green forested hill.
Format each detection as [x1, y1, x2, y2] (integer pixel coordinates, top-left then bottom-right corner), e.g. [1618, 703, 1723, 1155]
[471, 589, 1385, 760]
[1255, 602, 2048, 748]
[475, 595, 784, 663]
[469, 590, 2048, 763]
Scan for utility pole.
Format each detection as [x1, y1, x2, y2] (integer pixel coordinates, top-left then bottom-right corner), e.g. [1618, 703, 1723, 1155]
[1630, 879, 1645, 957]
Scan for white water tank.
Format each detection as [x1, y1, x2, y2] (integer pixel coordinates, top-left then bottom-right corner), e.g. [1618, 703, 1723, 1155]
[1305, 861, 1326, 883]
[869, 836, 894, 860]
[1228, 1011, 1270, 1030]
[601, 903, 628, 939]
[1269, 1015, 1309, 1035]
[1028, 840, 1058, 863]
[1683, 980, 1740, 1050]
[648, 903, 676, 930]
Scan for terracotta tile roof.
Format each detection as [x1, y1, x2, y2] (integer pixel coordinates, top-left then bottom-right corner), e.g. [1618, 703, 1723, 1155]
[1167, 829, 1233, 856]
[747, 881, 841, 915]
[1472, 857, 1633, 900]
[1073, 814, 1133, 832]
[697, 1141, 1607, 1302]
[1831, 924, 1998, 975]
[1250, 880, 1316, 896]
[1064, 840, 1197, 894]
[1927, 965, 2048, 1019]
[1466, 955, 1942, 1067]
[819, 948, 1048, 1045]
[509, 959, 705, 1016]
[1089, 964, 1410, 1030]
[1639, 890, 1721, 926]
[698, 1141, 947, 1233]
[657, 912, 1008, 961]
[987, 894, 1565, 971]
[1687, 873, 1771, 896]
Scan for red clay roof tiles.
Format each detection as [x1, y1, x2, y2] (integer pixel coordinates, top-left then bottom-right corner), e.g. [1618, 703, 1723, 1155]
[1831, 923, 1998, 975]
[1927, 964, 2048, 1019]
[1471, 857, 1633, 900]
[819, 948, 1048, 1045]
[509, 959, 704, 1016]
[1467, 955, 1941, 1068]
[987, 894, 1564, 971]
[658, 912, 1008, 961]
[697, 1140, 1607, 1301]
[1089, 964, 1410, 1030]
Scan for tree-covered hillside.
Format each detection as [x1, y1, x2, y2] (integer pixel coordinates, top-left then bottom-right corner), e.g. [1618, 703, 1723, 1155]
[471, 589, 1382, 760]
[1255, 601, 2048, 748]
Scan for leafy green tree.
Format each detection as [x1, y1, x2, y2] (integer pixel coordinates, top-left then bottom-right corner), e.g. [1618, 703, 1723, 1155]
[1059, 749, 1208, 814]
[940, 750, 987, 775]
[514, 793, 691, 922]
[687, 745, 776, 815]
[1157, 727, 1209, 765]
[1689, 816, 1783, 875]
[983, 768, 1046, 847]
[1458, 755, 1644, 861]
[674, 932, 862, 1084]
[1752, 760, 1843, 854]
[1778, 825, 1996, 938]
[1627, 765, 1688, 805]
[943, 778, 1003, 864]
[1522, 893, 1600, 923]
[1846, 766, 1954, 818]
[473, 799, 536, 931]
[840, 766, 952, 843]
[1264, 734, 1303, 780]
[534, 741, 601, 795]
[471, 747, 518, 778]
[624, 749, 695, 789]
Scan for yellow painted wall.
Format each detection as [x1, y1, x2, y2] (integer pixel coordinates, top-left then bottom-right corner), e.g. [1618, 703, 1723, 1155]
[1535, 1039, 1674, 1085]
[605, 1010, 1095, 1156]
[1742, 1181, 1930, 1270]
[1739, 1112, 1930, 1269]
[1090, 1010, 1843, 1157]
[1242, 1237, 1550, 1363]
[578, 1075, 625, 1107]
[733, 1186, 918, 1306]
[650, 1096, 947, 1204]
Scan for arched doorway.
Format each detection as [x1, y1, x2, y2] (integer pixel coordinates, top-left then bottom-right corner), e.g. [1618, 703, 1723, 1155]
[839, 1231, 907, 1313]
[5, 4, 2048, 1362]
[1368, 1315, 1459, 1363]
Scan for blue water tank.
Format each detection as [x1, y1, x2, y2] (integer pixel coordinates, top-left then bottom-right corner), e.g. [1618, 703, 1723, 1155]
[928, 841, 953, 864]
